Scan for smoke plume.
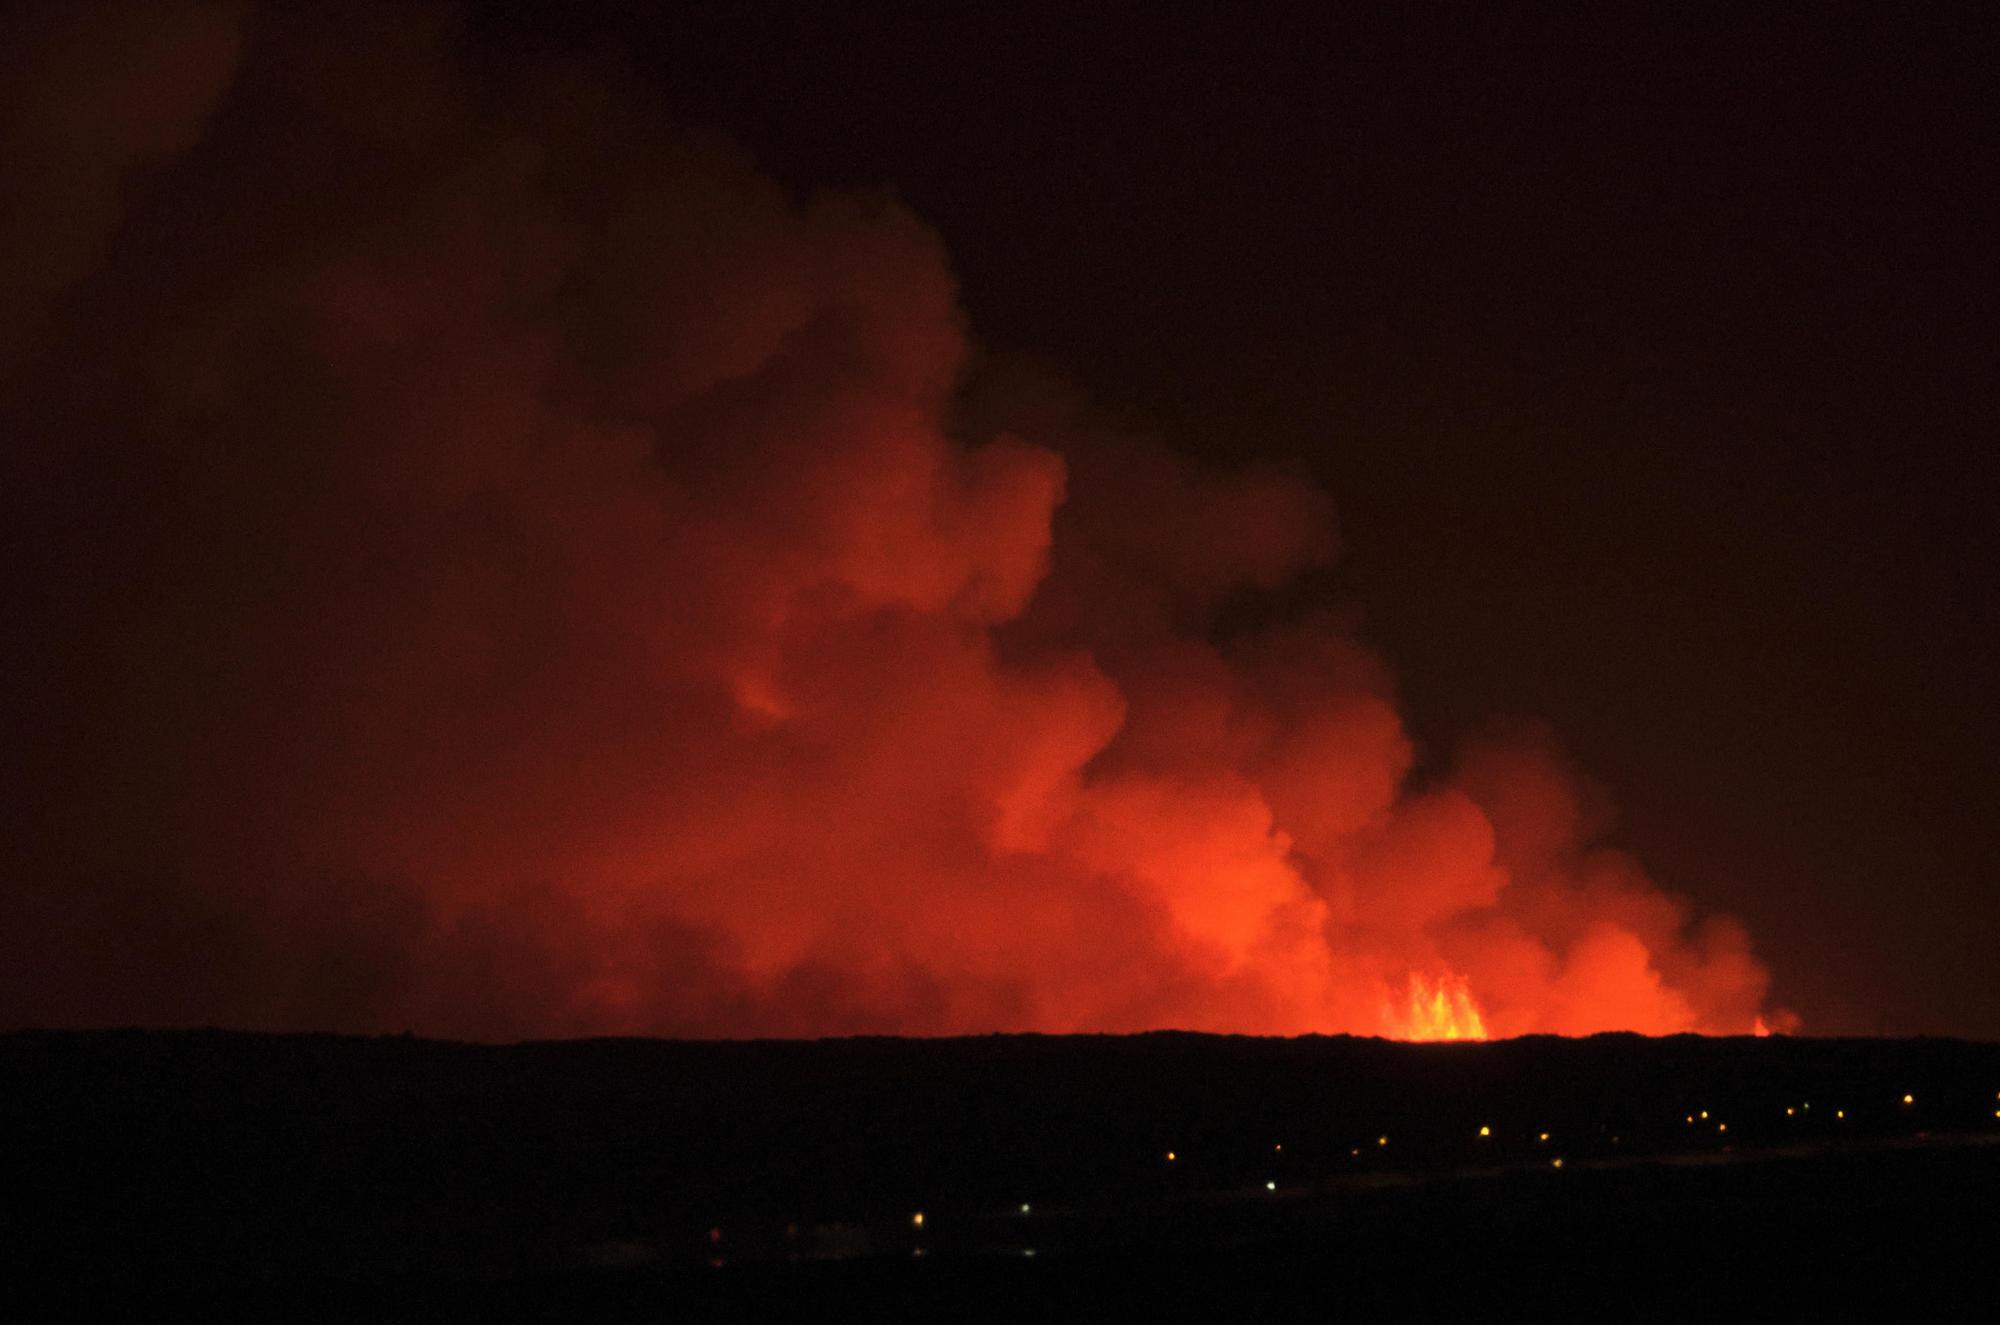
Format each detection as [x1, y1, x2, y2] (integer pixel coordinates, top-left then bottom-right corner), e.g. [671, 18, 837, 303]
[0, 3, 1780, 1039]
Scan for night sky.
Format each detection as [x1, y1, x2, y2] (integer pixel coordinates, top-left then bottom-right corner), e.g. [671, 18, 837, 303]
[4, 2, 1994, 1037]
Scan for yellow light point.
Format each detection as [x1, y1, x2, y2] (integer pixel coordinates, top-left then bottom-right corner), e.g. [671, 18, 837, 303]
[1478, 1125, 1491, 1138]
[1836, 1110, 1845, 1119]
[1685, 1115, 1694, 1125]
[1538, 1132, 1550, 1143]
[1786, 1107, 1795, 1117]
[1265, 1180, 1277, 1191]
[1273, 1143, 1283, 1153]
[912, 1212, 925, 1230]
[1165, 1151, 1176, 1163]
[1377, 1135, 1389, 1147]
[1903, 1094, 1914, 1106]
[1699, 1110, 1709, 1120]
[1551, 1157, 1564, 1170]
[1718, 1123, 1728, 1133]
[1020, 1203, 1032, 1215]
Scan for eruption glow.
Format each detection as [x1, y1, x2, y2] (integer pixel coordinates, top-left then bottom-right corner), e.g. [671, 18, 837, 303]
[1394, 973, 1489, 1042]
[0, 2, 1787, 1041]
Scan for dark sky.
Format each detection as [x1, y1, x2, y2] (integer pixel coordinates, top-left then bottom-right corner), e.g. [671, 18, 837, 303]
[480, 1, 1997, 1036]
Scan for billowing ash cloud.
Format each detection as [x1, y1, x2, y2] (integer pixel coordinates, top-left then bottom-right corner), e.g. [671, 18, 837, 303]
[0, 3, 1780, 1039]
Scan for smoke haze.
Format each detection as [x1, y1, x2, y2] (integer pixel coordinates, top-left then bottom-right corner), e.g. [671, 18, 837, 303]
[1, 3, 1778, 1039]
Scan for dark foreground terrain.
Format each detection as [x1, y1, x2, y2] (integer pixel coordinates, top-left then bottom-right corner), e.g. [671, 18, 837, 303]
[6, 1029, 1999, 1318]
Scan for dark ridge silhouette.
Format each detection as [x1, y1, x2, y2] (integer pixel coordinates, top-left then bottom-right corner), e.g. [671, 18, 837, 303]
[6, 1029, 1998, 1316]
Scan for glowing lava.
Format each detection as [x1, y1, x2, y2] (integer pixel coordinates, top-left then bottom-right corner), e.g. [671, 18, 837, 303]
[1393, 972, 1489, 1041]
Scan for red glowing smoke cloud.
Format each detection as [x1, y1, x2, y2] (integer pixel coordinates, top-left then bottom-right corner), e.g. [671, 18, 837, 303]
[0, 4, 1783, 1039]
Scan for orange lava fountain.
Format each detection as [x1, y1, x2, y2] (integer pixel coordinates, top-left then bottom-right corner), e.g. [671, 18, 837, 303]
[1394, 973, 1489, 1041]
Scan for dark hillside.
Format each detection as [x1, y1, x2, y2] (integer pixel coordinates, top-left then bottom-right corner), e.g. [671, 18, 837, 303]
[6, 1030, 1998, 1316]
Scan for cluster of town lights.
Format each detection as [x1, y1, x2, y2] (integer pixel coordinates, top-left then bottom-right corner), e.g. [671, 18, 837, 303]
[1161, 1086, 1950, 1176]
[1153, 1089, 1963, 1198]
[702, 1086, 1990, 1269]
[692, 1088, 2000, 1280]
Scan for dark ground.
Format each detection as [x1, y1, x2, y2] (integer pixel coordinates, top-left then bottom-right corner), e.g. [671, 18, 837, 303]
[5, 1030, 1999, 1318]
